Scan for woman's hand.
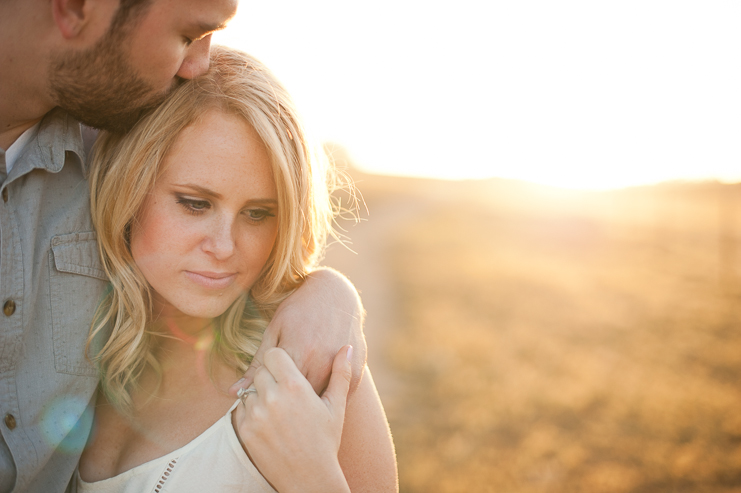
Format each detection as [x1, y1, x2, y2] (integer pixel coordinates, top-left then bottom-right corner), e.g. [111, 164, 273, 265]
[234, 346, 354, 493]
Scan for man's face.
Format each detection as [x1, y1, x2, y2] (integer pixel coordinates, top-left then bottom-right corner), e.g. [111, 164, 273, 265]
[49, 0, 237, 133]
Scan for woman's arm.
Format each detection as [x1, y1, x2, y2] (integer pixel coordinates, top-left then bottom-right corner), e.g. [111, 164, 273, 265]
[338, 368, 398, 492]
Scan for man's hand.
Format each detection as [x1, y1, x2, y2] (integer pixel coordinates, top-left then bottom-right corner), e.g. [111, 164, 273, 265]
[229, 267, 367, 396]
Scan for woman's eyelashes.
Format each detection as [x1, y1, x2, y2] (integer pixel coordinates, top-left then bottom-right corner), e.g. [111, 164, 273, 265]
[175, 195, 275, 223]
[176, 196, 210, 215]
[243, 208, 276, 224]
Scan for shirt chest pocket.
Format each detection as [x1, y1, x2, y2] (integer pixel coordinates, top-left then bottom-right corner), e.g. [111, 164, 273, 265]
[49, 232, 108, 377]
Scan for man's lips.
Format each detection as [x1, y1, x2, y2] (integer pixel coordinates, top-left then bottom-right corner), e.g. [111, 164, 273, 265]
[185, 271, 237, 290]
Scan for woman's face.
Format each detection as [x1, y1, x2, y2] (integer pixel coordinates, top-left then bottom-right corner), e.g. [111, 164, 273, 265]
[130, 110, 279, 322]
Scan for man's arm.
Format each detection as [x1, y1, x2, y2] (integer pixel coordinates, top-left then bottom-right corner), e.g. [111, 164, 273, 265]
[229, 267, 367, 396]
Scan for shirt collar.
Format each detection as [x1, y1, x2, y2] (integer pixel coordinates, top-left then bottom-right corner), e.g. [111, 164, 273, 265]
[5, 120, 41, 174]
[11, 107, 87, 179]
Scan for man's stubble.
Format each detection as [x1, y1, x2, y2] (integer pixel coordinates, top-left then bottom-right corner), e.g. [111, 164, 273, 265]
[49, 24, 175, 133]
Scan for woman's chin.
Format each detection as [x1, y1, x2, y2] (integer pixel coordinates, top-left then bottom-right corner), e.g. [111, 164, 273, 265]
[158, 296, 238, 321]
[180, 303, 233, 320]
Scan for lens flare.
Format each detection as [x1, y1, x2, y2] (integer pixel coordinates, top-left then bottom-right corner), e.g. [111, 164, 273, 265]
[164, 318, 215, 382]
[40, 396, 94, 455]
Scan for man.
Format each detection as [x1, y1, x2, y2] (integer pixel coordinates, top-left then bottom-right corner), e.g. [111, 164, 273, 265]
[0, 1, 366, 491]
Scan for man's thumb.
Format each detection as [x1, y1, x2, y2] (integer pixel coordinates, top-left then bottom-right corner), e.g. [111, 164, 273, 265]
[322, 345, 353, 416]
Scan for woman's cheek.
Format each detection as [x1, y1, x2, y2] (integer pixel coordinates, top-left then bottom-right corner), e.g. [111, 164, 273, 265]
[131, 205, 186, 277]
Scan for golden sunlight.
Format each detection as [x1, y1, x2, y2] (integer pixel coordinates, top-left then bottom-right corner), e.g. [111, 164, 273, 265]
[215, 1, 741, 190]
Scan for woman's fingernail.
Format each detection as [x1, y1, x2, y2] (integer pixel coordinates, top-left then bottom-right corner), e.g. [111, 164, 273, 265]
[346, 346, 353, 362]
[235, 377, 245, 386]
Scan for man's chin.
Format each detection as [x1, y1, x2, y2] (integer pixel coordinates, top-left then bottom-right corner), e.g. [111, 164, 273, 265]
[69, 90, 170, 134]
[71, 107, 145, 134]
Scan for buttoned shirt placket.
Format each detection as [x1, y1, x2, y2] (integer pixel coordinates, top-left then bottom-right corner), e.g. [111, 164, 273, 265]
[0, 109, 106, 493]
[0, 140, 35, 493]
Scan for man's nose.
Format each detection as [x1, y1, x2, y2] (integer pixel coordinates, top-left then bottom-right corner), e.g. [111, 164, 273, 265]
[177, 34, 212, 79]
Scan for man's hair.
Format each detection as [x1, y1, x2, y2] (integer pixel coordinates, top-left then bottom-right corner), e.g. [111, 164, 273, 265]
[87, 46, 350, 412]
[109, 0, 153, 34]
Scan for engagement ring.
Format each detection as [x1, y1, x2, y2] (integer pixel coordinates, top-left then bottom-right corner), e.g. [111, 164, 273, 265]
[237, 386, 257, 403]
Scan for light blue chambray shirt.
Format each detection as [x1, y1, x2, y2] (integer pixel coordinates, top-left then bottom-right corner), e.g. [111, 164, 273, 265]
[0, 108, 108, 492]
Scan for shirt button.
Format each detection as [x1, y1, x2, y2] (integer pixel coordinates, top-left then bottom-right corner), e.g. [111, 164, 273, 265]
[3, 300, 15, 316]
[4, 414, 15, 430]
[1, 188, 7, 203]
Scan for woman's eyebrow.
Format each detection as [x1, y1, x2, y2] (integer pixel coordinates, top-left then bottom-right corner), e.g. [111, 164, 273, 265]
[173, 183, 221, 199]
[172, 184, 278, 206]
[245, 199, 278, 206]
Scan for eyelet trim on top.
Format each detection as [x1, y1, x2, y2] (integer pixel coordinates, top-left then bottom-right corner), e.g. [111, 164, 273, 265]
[153, 458, 178, 493]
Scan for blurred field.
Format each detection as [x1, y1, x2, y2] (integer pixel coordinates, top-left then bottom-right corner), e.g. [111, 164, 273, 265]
[324, 170, 741, 493]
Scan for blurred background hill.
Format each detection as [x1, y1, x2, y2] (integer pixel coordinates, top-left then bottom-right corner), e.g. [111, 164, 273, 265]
[323, 167, 741, 493]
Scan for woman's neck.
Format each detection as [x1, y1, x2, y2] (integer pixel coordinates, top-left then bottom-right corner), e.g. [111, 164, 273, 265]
[134, 316, 237, 406]
[152, 306, 213, 340]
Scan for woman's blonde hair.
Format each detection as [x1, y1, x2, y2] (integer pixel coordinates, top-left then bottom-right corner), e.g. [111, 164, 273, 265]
[87, 46, 342, 411]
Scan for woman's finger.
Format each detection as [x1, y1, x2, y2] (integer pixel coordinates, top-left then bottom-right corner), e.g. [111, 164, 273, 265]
[228, 324, 280, 396]
[263, 347, 312, 389]
[321, 345, 353, 419]
[239, 367, 276, 423]
[252, 363, 278, 394]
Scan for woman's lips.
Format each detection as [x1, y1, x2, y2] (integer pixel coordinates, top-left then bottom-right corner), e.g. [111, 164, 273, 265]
[185, 271, 237, 290]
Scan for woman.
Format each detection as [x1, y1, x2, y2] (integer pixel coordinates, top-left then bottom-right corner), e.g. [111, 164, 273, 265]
[75, 46, 397, 492]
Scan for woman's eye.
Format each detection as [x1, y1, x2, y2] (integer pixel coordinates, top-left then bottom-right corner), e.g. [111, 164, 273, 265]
[176, 197, 210, 215]
[245, 208, 276, 222]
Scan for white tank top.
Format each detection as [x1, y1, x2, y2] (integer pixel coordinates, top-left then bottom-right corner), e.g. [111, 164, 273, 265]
[72, 400, 276, 493]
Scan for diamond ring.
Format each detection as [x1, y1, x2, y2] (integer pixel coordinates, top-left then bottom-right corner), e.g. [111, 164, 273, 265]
[237, 386, 257, 403]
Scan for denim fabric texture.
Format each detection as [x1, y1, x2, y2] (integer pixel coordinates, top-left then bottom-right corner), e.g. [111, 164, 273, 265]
[0, 109, 107, 493]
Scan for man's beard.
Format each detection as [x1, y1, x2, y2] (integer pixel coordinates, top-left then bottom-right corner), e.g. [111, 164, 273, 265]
[49, 26, 175, 133]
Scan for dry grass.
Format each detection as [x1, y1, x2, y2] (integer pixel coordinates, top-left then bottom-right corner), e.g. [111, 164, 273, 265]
[356, 175, 741, 493]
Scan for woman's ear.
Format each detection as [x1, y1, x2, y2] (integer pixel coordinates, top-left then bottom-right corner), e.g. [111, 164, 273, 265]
[51, 0, 96, 39]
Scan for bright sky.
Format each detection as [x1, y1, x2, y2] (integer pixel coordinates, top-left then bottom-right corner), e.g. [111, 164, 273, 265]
[214, 1, 741, 190]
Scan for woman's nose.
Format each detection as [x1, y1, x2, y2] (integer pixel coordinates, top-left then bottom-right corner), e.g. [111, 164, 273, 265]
[202, 216, 236, 259]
